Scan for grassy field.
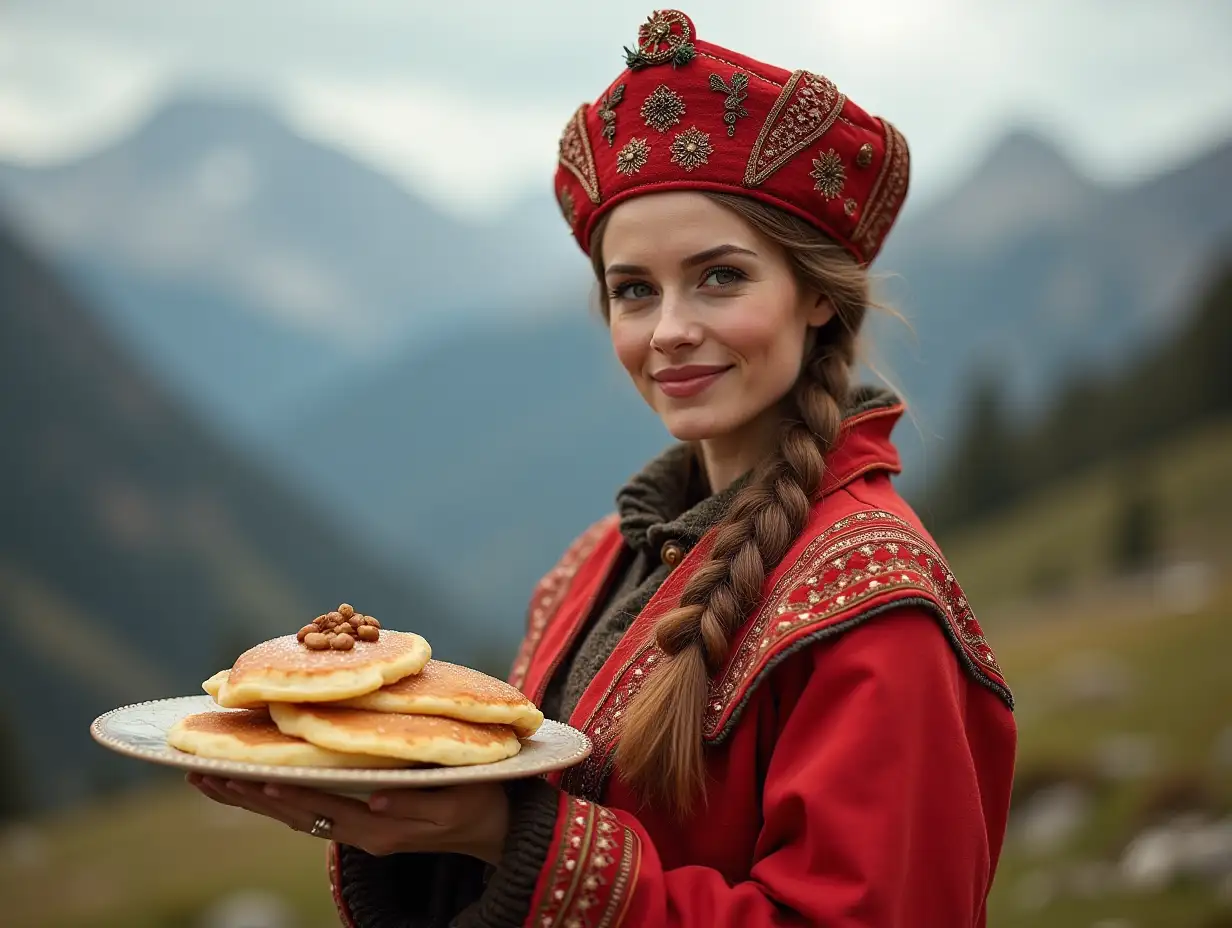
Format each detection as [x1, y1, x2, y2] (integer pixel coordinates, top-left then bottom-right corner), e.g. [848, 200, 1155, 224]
[1, 785, 338, 928]
[5, 418, 1231, 927]
[985, 582, 1232, 927]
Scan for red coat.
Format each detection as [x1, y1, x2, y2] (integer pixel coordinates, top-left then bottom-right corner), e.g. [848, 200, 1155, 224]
[331, 402, 1017, 927]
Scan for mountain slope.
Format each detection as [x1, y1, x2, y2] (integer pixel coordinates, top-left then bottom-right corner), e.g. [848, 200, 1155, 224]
[0, 94, 584, 436]
[0, 217, 467, 814]
[877, 132, 1232, 464]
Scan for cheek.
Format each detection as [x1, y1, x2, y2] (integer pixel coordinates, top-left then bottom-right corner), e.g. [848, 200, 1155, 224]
[609, 318, 649, 379]
[716, 302, 803, 370]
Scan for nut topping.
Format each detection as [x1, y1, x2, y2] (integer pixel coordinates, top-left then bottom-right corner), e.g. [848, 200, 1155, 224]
[298, 604, 380, 647]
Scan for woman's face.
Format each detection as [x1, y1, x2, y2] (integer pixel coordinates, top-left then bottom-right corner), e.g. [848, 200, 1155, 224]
[601, 192, 834, 445]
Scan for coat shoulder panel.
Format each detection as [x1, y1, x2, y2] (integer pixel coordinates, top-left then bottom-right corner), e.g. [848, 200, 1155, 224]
[704, 509, 1012, 743]
[508, 513, 620, 691]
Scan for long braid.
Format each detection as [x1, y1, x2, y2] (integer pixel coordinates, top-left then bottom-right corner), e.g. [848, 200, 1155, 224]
[592, 194, 871, 816]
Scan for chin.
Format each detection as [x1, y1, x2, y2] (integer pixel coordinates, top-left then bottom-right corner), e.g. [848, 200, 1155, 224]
[658, 406, 738, 442]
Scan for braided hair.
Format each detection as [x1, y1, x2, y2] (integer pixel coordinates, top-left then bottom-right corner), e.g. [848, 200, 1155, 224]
[589, 192, 872, 815]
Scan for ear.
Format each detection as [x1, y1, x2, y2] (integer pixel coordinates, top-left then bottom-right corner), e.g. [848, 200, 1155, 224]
[805, 293, 836, 328]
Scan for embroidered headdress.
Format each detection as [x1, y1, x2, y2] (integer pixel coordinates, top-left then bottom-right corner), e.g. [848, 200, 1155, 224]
[554, 9, 909, 264]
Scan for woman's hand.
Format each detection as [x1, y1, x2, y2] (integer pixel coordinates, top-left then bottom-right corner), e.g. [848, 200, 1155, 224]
[187, 774, 510, 864]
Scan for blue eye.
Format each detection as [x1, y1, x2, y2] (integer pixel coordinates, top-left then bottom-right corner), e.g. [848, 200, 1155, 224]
[702, 266, 746, 287]
[610, 281, 655, 300]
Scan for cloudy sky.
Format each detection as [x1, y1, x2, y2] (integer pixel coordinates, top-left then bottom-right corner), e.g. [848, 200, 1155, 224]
[2, 0, 1231, 219]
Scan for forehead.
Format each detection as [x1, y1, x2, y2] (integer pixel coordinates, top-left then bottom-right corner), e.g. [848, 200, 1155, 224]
[601, 192, 758, 265]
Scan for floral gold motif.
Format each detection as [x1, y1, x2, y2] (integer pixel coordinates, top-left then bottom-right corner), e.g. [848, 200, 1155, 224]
[615, 137, 650, 175]
[640, 83, 686, 133]
[704, 508, 1011, 740]
[530, 797, 640, 928]
[852, 120, 910, 261]
[745, 70, 845, 187]
[598, 83, 626, 147]
[670, 126, 712, 172]
[624, 9, 696, 70]
[856, 142, 874, 168]
[809, 148, 846, 200]
[558, 103, 601, 205]
[708, 70, 749, 137]
[844, 197, 858, 217]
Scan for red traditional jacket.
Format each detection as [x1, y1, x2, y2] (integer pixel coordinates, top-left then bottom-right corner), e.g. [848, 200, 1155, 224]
[330, 402, 1017, 927]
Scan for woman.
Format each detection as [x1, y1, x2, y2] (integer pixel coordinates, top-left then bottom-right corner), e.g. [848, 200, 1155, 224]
[191, 10, 1016, 926]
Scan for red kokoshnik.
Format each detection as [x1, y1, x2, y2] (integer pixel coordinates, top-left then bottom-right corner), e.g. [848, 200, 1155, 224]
[554, 9, 910, 264]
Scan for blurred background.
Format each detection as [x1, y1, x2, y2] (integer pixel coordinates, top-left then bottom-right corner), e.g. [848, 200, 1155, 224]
[1, 1, 1230, 925]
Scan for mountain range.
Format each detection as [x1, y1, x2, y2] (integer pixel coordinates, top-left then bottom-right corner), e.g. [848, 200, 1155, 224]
[0, 95, 587, 436]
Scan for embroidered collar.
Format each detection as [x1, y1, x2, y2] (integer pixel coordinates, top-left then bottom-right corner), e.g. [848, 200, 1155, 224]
[616, 385, 902, 555]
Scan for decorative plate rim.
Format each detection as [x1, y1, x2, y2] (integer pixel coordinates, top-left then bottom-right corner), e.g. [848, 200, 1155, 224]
[90, 695, 591, 787]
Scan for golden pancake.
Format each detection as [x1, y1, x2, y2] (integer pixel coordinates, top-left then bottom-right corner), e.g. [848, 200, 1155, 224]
[202, 669, 264, 709]
[167, 709, 411, 767]
[268, 702, 521, 766]
[216, 630, 431, 706]
[335, 660, 544, 738]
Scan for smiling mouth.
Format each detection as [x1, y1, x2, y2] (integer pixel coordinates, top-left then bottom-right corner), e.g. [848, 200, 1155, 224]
[653, 367, 732, 399]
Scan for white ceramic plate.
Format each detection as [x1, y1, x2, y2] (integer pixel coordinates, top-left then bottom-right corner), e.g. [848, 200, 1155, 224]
[91, 695, 591, 790]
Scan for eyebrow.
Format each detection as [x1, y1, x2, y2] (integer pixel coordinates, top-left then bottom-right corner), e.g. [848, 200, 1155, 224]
[605, 243, 758, 277]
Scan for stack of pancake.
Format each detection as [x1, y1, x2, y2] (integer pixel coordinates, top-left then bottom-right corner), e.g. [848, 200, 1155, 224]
[167, 608, 543, 769]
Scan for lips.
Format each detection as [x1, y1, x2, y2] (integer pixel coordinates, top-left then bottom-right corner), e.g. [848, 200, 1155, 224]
[651, 364, 732, 399]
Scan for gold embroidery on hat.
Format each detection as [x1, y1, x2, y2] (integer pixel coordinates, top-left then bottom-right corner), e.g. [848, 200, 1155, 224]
[598, 84, 626, 147]
[557, 186, 576, 225]
[641, 84, 686, 133]
[558, 103, 601, 204]
[709, 71, 749, 137]
[616, 137, 651, 175]
[624, 10, 696, 70]
[844, 197, 858, 217]
[809, 148, 846, 200]
[744, 70, 845, 187]
[853, 119, 910, 260]
[856, 142, 874, 168]
[670, 126, 712, 172]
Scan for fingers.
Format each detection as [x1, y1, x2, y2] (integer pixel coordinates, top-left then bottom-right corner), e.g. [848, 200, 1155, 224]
[366, 783, 493, 822]
[187, 775, 309, 832]
[187, 774, 248, 810]
[182, 776, 478, 857]
[257, 783, 369, 822]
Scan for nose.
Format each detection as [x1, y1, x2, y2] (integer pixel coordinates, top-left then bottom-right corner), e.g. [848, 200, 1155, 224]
[650, 293, 702, 355]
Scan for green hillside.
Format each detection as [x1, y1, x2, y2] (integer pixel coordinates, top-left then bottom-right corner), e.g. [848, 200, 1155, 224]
[944, 416, 1232, 615]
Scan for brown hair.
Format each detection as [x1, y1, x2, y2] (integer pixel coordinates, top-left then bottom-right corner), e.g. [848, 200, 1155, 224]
[590, 192, 871, 815]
